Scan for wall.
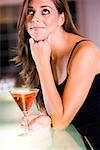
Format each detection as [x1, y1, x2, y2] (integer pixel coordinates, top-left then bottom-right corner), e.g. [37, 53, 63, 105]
[76, 0, 100, 48]
[0, 0, 100, 49]
[0, 0, 23, 5]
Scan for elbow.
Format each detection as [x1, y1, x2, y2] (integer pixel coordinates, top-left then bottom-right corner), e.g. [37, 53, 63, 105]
[50, 113, 71, 130]
[51, 120, 69, 130]
[53, 125, 66, 130]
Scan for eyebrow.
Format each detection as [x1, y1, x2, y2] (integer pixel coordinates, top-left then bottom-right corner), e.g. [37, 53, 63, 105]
[28, 5, 52, 9]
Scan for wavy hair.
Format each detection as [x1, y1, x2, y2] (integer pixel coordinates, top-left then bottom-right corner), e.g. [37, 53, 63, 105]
[14, 0, 80, 112]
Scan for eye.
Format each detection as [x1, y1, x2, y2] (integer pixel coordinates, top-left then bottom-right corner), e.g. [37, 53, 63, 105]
[27, 9, 35, 15]
[42, 9, 50, 15]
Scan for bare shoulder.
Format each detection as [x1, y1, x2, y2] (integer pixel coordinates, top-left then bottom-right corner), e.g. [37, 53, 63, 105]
[75, 40, 99, 56]
[72, 40, 100, 62]
[68, 40, 100, 74]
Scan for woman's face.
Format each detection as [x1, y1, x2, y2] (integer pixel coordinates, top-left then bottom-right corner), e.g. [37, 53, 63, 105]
[25, 0, 64, 41]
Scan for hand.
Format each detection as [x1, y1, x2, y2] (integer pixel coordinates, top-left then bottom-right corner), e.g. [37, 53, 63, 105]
[20, 114, 51, 131]
[29, 38, 52, 67]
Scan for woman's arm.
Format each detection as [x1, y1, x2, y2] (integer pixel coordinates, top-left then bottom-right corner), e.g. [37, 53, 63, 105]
[29, 38, 63, 116]
[30, 39, 99, 129]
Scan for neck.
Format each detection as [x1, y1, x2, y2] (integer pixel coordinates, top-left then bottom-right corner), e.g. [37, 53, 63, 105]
[50, 28, 70, 61]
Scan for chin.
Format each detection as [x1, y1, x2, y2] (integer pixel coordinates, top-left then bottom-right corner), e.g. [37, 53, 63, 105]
[28, 30, 48, 42]
[31, 36, 47, 42]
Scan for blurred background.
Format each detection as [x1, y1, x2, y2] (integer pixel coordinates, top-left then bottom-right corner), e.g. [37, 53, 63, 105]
[0, 0, 100, 123]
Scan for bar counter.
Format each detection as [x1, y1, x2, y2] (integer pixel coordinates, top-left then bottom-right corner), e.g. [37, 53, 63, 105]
[0, 92, 86, 150]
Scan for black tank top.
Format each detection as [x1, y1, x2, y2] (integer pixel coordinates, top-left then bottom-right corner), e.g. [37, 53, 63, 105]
[56, 40, 100, 130]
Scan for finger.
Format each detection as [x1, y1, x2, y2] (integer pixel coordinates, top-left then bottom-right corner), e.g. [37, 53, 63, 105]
[28, 114, 44, 126]
[30, 116, 51, 131]
[29, 115, 51, 127]
[29, 38, 34, 48]
[20, 114, 40, 127]
[29, 38, 34, 44]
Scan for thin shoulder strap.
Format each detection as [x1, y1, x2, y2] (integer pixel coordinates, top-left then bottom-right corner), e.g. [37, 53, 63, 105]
[67, 39, 89, 66]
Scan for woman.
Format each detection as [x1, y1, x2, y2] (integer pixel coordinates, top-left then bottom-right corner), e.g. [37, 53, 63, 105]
[15, 0, 100, 149]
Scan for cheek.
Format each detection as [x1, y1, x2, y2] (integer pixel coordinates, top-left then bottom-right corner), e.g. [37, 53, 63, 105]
[25, 20, 30, 30]
[46, 17, 59, 30]
[25, 16, 33, 29]
[49, 15, 59, 23]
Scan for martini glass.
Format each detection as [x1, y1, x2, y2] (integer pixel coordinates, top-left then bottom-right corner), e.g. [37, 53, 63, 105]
[9, 88, 39, 136]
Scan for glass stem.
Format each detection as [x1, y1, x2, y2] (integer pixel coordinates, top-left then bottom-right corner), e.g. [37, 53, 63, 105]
[23, 111, 30, 135]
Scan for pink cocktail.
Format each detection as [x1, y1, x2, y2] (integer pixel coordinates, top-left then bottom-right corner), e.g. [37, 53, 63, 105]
[10, 88, 39, 136]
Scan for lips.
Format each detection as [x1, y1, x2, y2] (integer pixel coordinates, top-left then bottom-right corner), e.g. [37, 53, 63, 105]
[30, 26, 45, 30]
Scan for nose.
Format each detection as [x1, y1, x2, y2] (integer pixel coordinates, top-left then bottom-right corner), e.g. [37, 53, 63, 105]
[32, 18, 39, 23]
[31, 11, 41, 23]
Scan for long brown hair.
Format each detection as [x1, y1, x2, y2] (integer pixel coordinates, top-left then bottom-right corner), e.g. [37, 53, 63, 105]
[15, 0, 80, 112]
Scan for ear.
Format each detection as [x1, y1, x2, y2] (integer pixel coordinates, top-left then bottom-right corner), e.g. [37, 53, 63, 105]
[58, 13, 65, 26]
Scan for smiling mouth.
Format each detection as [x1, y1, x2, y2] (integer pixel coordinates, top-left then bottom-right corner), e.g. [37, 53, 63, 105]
[30, 27, 45, 30]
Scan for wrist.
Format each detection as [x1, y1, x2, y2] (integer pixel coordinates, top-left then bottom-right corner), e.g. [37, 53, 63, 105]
[36, 60, 51, 72]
